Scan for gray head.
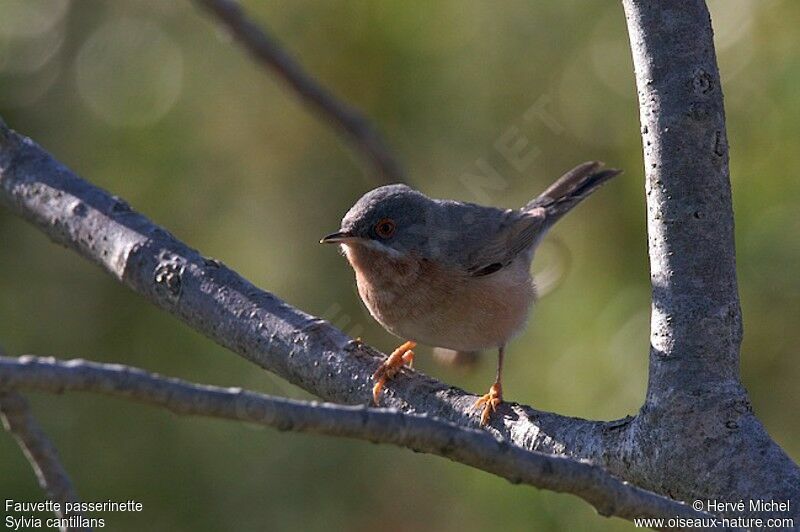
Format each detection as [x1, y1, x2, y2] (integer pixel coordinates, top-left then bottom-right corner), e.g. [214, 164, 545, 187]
[320, 184, 434, 256]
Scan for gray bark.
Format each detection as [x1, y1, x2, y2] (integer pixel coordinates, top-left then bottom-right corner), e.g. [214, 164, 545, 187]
[613, 0, 800, 522]
[0, 355, 708, 524]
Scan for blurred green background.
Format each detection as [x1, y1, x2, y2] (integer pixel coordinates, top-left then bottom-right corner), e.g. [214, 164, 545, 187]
[1, 0, 798, 530]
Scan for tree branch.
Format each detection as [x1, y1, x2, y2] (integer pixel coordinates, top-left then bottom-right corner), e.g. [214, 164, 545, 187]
[0, 355, 714, 526]
[0, 117, 616, 465]
[623, 0, 742, 404]
[192, 0, 404, 185]
[620, 0, 800, 516]
[0, 391, 87, 532]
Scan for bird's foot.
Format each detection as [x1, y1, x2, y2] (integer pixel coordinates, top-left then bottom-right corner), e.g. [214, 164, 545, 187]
[372, 340, 416, 404]
[474, 382, 503, 426]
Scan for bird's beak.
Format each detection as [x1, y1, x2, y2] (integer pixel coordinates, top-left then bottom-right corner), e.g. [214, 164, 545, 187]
[319, 231, 358, 244]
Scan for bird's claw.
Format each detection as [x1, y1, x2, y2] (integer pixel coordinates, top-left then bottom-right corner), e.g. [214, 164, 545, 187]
[474, 382, 503, 426]
[372, 340, 416, 404]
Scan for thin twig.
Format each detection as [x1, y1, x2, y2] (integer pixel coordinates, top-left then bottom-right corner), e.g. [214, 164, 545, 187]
[0, 355, 715, 526]
[192, 0, 404, 185]
[0, 391, 88, 532]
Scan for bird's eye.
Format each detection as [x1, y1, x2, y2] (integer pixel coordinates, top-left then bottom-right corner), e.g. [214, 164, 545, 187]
[374, 218, 396, 239]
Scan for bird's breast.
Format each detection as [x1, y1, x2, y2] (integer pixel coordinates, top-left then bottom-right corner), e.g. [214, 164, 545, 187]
[343, 244, 535, 351]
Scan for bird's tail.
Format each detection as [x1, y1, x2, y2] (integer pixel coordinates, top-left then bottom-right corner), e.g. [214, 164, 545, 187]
[524, 161, 621, 228]
[432, 347, 481, 371]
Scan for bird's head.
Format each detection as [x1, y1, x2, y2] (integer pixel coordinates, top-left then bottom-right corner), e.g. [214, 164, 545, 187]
[320, 184, 432, 258]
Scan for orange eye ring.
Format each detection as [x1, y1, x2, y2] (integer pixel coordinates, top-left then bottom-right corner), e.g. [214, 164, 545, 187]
[374, 218, 396, 239]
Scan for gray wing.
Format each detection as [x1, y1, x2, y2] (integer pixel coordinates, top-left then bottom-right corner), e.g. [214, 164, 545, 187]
[424, 162, 620, 277]
[463, 210, 545, 276]
[431, 200, 545, 277]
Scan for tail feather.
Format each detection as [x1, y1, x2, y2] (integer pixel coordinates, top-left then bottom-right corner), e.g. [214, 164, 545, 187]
[432, 347, 481, 370]
[525, 161, 622, 225]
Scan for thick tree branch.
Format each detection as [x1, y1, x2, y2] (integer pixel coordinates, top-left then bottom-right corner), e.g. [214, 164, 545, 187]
[0, 117, 616, 465]
[624, 0, 742, 404]
[0, 355, 713, 525]
[192, 0, 403, 185]
[0, 391, 87, 532]
[620, 0, 800, 516]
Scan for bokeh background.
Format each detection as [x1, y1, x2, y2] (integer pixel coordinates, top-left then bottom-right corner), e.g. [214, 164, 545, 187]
[1, 0, 798, 530]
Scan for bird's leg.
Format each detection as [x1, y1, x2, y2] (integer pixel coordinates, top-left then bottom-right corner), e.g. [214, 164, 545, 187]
[372, 340, 416, 404]
[474, 345, 505, 425]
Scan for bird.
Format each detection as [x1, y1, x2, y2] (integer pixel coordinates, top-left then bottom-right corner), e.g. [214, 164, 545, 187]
[320, 161, 621, 425]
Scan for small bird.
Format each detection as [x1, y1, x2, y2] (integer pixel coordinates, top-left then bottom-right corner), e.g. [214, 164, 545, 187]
[321, 161, 621, 425]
